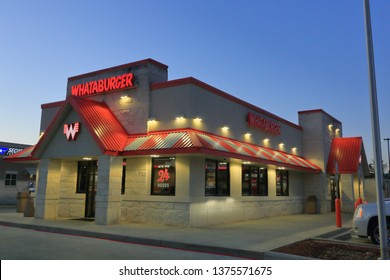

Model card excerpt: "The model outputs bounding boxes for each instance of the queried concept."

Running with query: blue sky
[0,0,389,164]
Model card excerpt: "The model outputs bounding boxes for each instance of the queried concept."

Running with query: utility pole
[363,0,389,259]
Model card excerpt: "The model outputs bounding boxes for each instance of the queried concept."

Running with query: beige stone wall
[189,198,303,227]
[57,161,85,218]
[359,179,390,204]
[121,201,191,227]
[120,156,305,227]
[35,159,61,219]
[34,154,307,227]
[298,110,343,214]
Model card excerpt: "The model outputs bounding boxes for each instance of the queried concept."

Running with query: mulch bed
[273,239,383,260]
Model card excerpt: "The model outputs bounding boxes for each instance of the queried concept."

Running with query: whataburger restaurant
[6,59,370,226]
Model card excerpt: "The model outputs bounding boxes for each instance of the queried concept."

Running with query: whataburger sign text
[71,73,134,96]
[247,112,280,135]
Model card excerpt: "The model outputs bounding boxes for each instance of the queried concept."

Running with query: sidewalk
[0,206,352,259]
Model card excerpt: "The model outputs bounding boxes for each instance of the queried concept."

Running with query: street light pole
[363,0,388,259]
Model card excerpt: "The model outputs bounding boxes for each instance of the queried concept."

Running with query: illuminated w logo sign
[63,122,80,141]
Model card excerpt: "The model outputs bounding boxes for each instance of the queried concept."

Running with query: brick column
[35,159,61,219]
[95,155,122,225]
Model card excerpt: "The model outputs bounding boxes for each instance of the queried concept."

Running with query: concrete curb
[263,251,317,260]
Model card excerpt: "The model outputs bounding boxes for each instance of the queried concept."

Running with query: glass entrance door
[77,160,98,218]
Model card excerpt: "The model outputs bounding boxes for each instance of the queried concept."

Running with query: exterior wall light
[263,138,270,147]
[194,116,202,122]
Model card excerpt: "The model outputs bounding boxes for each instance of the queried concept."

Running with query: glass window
[151,157,175,195]
[205,160,230,196]
[205,160,216,195]
[276,169,289,196]
[5,172,17,186]
[242,166,268,196]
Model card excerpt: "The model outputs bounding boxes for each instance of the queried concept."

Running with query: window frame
[276,169,289,196]
[242,166,268,196]
[5,171,17,186]
[205,159,230,196]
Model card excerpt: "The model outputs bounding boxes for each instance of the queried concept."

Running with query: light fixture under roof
[194,116,202,121]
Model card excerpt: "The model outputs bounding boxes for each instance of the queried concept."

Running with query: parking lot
[1,205,378,259]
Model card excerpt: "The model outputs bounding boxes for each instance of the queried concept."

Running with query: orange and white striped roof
[124,129,321,173]
[5,96,321,173]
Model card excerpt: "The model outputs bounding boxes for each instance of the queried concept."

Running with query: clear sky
[0,0,389,165]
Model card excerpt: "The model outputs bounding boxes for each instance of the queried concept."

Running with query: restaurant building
[6,59,369,226]
[0,142,36,205]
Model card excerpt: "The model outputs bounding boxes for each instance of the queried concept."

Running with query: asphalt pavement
[0,205,353,260]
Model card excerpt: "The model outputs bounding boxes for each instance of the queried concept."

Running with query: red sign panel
[71,73,134,97]
[64,122,80,141]
[247,112,280,135]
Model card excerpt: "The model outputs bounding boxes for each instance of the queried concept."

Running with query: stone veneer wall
[299,111,342,214]
[119,156,305,227]
[120,198,303,227]
[57,161,85,218]
[40,156,306,226]
[121,201,191,227]
[189,198,303,227]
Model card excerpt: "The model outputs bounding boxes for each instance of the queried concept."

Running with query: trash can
[305,195,316,214]
[16,191,29,213]
[24,196,35,217]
